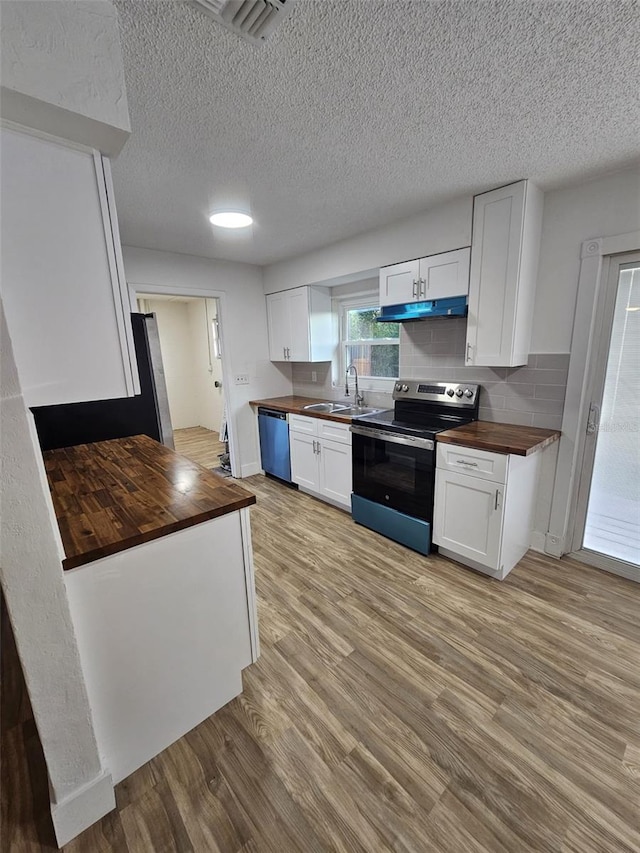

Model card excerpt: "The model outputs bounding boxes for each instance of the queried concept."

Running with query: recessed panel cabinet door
[287,287,311,361]
[1,128,137,406]
[434,469,504,571]
[290,431,319,491]
[379,260,420,306]
[420,248,470,299]
[266,292,290,361]
[318,438,352,509]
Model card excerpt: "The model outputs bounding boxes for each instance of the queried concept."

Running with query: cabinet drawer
[317,419,351,445]
[288,414,318,435]
[436,443,508,484]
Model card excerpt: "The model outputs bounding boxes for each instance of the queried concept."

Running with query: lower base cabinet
[433,443,540,579]
[64,509,258,785]
[289,414,352,510]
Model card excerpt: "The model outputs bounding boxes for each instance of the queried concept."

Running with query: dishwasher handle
[258,408,288,421]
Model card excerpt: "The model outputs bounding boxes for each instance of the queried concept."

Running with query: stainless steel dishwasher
[258,408,292,483]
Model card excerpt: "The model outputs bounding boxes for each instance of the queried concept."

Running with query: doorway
[572,253,640,579]
[136,293,230,475]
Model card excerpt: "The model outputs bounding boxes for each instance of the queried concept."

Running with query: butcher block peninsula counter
[44,435,259,787]
[44,434,256,569]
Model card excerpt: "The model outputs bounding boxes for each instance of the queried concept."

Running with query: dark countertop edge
[437,429,561,456]
[62,494,256,571]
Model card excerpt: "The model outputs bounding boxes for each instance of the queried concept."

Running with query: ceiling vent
[191,0,295,44]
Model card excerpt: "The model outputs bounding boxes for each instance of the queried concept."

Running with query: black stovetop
[352,408,473,440]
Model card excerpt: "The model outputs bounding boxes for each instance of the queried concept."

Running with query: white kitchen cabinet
[466,180,543,367]
[266,285,334,362]
[289,429,319,491]
[0,127,139,407]
[433,443,541,579]
[289,415,352,510]
[65,507,257,785]
[379,248,470,307]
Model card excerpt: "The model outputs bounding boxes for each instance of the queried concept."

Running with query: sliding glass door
[574,255,640,578]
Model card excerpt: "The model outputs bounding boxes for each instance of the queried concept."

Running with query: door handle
[466,343,473,363]
[283,346,287,360]
[586,402,600,435]
[214,380,222,388]
[494,489,502,510]
[312,440,317,453]
[286,347,291,360]
[419,277,426,299]
[412,279,418,299]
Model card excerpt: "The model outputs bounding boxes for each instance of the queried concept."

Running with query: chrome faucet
[345,363,364,406]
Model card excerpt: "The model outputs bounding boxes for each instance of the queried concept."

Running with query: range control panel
[392,380,480,406]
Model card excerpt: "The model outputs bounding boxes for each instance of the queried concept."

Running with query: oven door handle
[350,424,434,451]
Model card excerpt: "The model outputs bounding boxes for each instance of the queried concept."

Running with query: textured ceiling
[112,0,640,266]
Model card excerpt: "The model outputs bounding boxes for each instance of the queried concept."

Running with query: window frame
[336,292,399,393]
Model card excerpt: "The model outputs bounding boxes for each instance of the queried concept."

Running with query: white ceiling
[111,0,639,267]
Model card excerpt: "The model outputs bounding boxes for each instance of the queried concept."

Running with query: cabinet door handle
[466,343,473,363]
[494,489,501,510]
[419,277,426,299]
[312,440,317,454]
[457,460,478,466]
[412,279,418,299]
[316,441,321,455]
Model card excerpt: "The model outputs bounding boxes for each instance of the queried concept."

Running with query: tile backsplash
[292,317,569,430]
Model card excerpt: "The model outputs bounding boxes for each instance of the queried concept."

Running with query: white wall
[144,300,201,429]
[0,0,130,156]
[188,299,224,433]
[533,167,640,353]
[123,247,292,477]
[0,302,114,845]
[263,195,471,294]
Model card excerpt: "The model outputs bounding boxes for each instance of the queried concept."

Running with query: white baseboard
[240,461,262,478]
[50,770,115,847]
[530,530,547,554]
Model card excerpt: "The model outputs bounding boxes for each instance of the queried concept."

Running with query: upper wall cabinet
[465,180,543,367]
[1,128,139,407]
[266,286,334,362]
[379,248,470,307]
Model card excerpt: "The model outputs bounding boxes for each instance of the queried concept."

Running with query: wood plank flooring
[3,474,640,851]
[173,427,227,470]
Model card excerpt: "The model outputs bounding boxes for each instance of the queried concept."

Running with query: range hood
[377,296,468,323]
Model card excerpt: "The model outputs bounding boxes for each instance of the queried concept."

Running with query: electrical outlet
[311,371,317,383]
[234,373,249,385]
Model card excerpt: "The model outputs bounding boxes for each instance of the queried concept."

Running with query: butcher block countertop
[437,421,561,456]
[249,395,357,423]
[44,434,256,570]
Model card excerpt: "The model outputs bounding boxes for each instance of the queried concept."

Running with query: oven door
[351,425,435,521]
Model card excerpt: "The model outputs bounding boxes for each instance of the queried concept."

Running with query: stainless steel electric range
[350,379,480,555]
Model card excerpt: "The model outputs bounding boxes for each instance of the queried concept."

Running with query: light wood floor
[3,475,640,851]
[173,426,227,470]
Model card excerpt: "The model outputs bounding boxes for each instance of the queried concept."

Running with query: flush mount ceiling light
[208,211,253,228]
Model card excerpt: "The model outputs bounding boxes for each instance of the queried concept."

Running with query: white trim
[570,549,640,584]
[95,155,139,396]
[547,231,640,556]
[128,282,240,479]
[335,291,399,392]
[0,86,130,157]
[50,770,115,847]
[241,461,262,478]
[239,507,260,661]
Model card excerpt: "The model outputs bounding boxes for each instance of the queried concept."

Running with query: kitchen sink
[338,406,385,417]
[302,402,350,413]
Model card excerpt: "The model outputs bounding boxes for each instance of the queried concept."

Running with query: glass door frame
[569,251,640,581]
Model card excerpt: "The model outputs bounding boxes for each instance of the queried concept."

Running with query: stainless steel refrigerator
[32,313,174,451]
